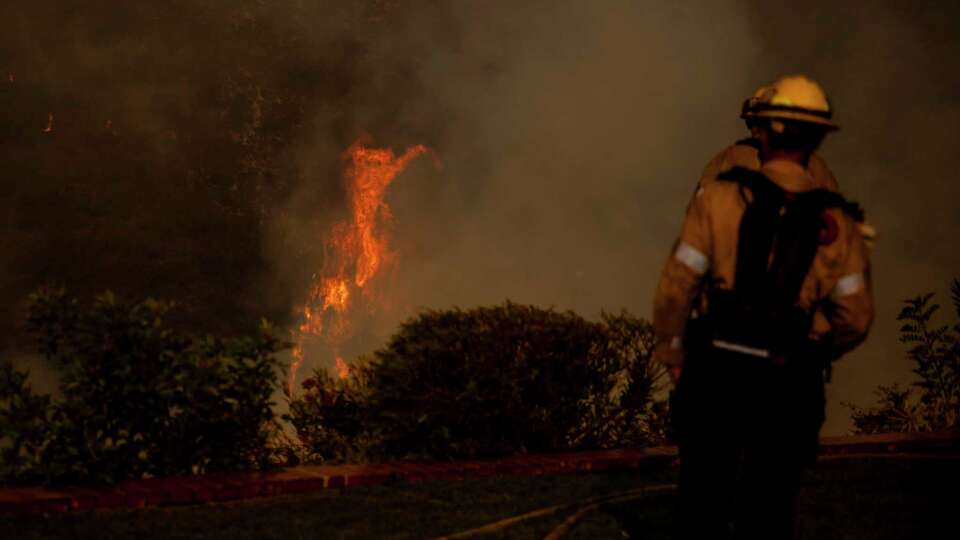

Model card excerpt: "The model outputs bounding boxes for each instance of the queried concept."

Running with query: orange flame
[288,138,428,394]
[42,112,53,134]
[335,356,350,380]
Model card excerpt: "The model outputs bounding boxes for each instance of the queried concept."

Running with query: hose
[433,452,960,540]
[541,484,676,540]
[430,484,677,540]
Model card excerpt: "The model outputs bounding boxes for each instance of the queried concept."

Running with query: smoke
[388,2,760,311]
[3,1,958,435]
[280,1,960,434]
[271,0,764,394]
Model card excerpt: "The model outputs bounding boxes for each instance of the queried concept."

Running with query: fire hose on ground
[429,450,960,540]
[430,483,678,540]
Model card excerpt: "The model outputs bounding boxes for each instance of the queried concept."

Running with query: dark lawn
[1,456,956,539]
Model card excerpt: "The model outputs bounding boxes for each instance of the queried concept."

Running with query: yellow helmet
[741,75,839,131]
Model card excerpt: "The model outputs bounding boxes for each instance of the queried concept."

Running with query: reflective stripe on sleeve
[831,273,865,299]
[674,242,709,275]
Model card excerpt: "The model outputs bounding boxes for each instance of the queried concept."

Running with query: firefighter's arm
[685,151,725,214]
[653,190,712,374]
[823,216,875,357]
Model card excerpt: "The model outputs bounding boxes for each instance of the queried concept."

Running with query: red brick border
[1,431,956,516]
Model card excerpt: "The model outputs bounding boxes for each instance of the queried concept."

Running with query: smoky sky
[4,1,960,435]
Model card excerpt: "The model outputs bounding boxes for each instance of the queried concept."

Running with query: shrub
[288,302,667,463]
[1,287,287,486]
[0,359,53,482]
[846,278,960,434]
[285,366,378,464]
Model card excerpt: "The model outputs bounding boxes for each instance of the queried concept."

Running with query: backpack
[698,166,863,366]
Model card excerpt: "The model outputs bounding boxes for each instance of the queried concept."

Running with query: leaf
[920,303,941,323]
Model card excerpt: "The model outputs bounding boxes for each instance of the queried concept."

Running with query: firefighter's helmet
[741,75,838,131]
[741,85,772,119]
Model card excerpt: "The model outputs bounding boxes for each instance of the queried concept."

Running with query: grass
[1,456,956,539]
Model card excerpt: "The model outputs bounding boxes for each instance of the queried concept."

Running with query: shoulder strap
[798,189,865,222]
[717,167,785,299]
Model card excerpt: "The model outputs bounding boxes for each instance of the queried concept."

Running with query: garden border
[1,431,957,516]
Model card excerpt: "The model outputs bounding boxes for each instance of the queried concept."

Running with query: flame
[7,73,13,83]
[335,356,350,380]
[42,112,53,134]
[288,138,428,394]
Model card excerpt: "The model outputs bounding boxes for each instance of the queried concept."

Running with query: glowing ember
[42,112,53,134]
[288,138,428,394]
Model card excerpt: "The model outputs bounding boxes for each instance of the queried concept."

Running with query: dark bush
[288,302,667,463]
[846,277,960,433]
[0,287,287,486]
[286,366,378,464]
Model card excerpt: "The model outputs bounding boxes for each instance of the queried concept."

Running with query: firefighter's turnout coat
[652,159,873,370]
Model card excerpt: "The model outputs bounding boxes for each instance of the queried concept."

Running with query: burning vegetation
[289,139,428,394]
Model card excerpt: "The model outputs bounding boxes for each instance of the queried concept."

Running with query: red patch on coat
[819,212,839,245]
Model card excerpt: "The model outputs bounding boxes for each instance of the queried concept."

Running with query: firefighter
[653,75,874,539]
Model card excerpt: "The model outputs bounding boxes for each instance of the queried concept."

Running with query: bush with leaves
[0,287,287,486]
[0,358,53,482]
[846,278,960,434]
[284,365,378,464]
[288,303,668,463]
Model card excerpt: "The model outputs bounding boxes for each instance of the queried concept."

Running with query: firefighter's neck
[760,148,810,168]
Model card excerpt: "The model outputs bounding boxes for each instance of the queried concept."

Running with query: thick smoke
[281,1,960,435]
[274,0,762,397]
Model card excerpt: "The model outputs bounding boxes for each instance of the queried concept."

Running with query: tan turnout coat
[652,159,873,368]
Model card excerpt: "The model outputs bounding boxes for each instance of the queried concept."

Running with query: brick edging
[818,429,960,455]
[1,431,956,516]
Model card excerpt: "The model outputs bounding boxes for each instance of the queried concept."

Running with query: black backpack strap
[717,167,786,298]
[769,192,827,304]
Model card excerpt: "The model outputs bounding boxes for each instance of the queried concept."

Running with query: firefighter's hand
[653,342,684,382]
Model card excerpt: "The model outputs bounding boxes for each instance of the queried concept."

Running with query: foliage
[284,365,378,464]
[845,384,925,434]
[0,359,53,482]
[288,303,668,463]
[0,287,287,486]
[847,278,960,434]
